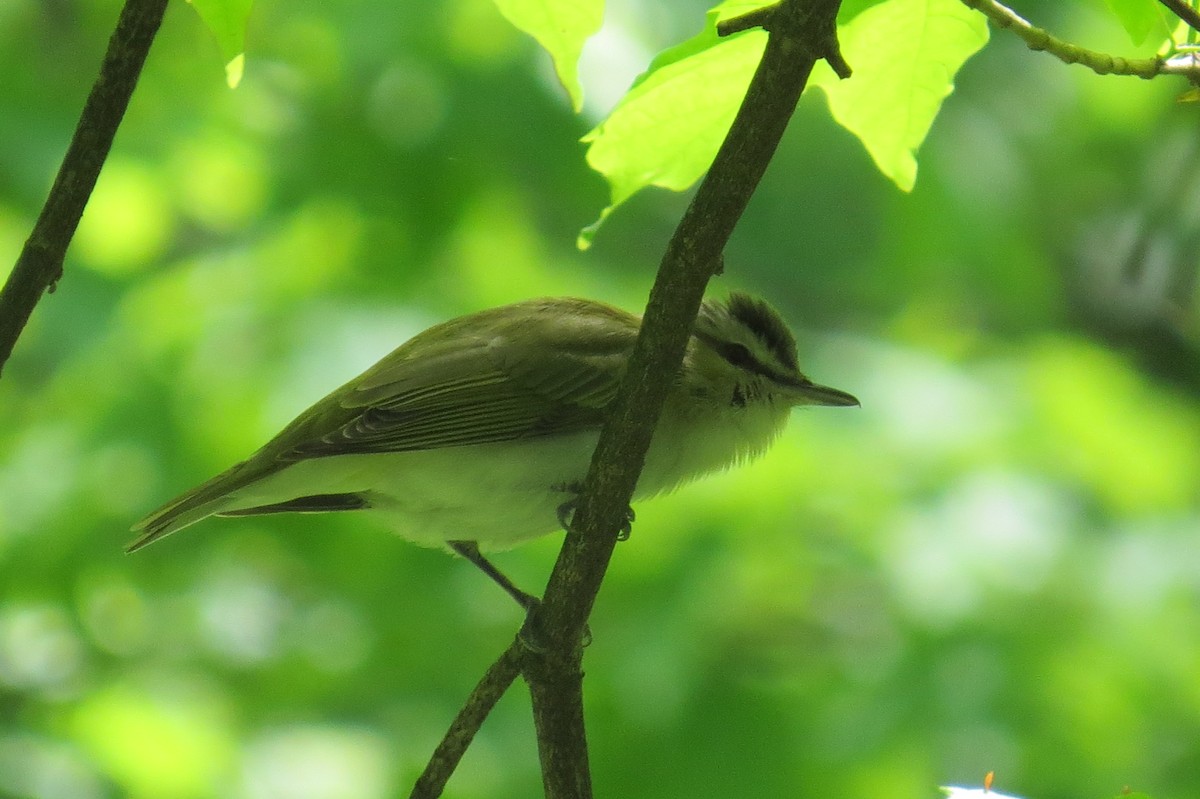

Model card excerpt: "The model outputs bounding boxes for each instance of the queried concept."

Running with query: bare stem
[409,642,524,799]
[959,0,1200,81]
[0,0,168,377]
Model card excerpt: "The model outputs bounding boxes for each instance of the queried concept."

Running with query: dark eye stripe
[718,344,779,381]
[695,331,790,384]
[722,343,754,368]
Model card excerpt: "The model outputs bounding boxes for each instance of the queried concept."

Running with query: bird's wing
[127,299,638,548]
[278,298,637,458]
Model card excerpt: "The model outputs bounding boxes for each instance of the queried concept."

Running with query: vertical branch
[524,644,591,799]
[409,1,848,796]
[0,0,168,376]
[519,0,848,797]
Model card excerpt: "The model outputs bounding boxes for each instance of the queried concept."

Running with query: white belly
[224,404,789,550]
[226,433,598,549]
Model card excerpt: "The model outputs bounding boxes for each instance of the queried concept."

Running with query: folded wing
[129,298,638,548]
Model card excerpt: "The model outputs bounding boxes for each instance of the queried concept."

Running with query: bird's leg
[447,540,563,653]
[448,541,559,652]
[448,540,540,612]
[555,484,635,540]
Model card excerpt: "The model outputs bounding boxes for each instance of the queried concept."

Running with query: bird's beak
[789,380,860,407]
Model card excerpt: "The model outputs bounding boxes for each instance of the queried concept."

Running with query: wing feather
[128,297,641,548]
[285,298,637,458]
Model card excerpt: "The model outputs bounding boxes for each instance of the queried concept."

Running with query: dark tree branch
[1159,0,1200,37]
[519,0,848,796]
[409,642,523,799]
[408,0,848,795]
[718,6,775,36]
[523,640,591,799]
[0,0,167,377]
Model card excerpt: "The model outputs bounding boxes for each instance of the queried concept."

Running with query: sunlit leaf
[187,0,254,88]
[490,0,604,111]
[578,17,765,248]
[811,0,989,192]
[578,0,985,244]
[1100,0,1169,45]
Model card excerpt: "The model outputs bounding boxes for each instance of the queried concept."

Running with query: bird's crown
[695,293,801,378]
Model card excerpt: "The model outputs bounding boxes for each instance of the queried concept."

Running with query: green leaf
[578,19,766,248]
[491,0,604,111]
[187,0,255,88]
[578,0,985,245]
[810,0,989,192]
[712,0,778,25]
[1099,0,1168,46]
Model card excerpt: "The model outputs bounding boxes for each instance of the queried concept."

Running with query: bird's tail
[127,463,250,552]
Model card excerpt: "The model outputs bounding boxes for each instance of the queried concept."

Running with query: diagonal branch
[409,0,848,794]
[1159,0,1200,37]
[518,0,848,796]
[0,0,168,378]
[409,642,524,799]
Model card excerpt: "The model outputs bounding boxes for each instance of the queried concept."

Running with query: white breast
[223,402,791,550]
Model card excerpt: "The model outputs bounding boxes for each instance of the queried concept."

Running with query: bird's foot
[449,540,540,611]
[448,540,594,652]
[555,494,635,540]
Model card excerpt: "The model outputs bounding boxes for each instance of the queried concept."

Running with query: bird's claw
[617,507,634,540]
[555,497,635,541]
[556,498,576,531]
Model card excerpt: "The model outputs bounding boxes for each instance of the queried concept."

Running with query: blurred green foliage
[2,0,1199,798]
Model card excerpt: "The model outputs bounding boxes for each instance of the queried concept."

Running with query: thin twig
[0,0,168,377]
[717,6,774,36]
[519,0,848,796]
[962,0,1200,84]
[409,642,524,799]
[960,0,1166,77]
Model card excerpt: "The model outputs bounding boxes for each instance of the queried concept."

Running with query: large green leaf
[579,0,986,245]
[188,0,255,87]
[1099,0,1169,46]
[810,0,988,192]
[491,0,604,111]
[578,16,766,248]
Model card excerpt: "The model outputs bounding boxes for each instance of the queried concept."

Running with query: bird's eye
[723,343,754,368]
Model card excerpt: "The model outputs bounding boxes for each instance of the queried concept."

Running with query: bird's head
[690,293,859,409]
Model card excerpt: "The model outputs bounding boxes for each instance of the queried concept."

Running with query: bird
[129,293,858,607]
